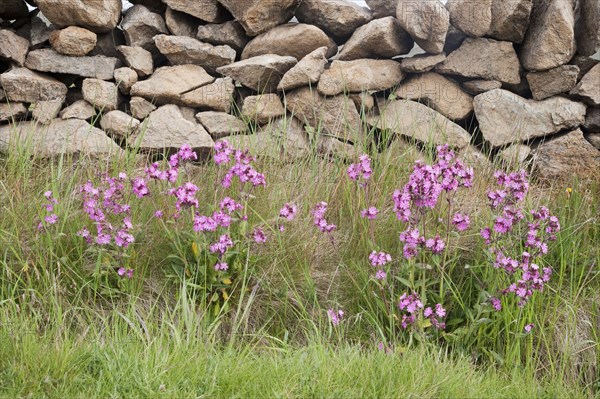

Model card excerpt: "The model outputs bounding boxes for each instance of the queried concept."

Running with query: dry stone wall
[0,0,599,179]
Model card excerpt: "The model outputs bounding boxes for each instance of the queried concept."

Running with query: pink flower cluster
[398,292,446,330]
[312,202,336,233]
[38,190,59,230]
[214,140,266,188]
[398,228,445,259]
[347,154,372,184]
[327,308,345,326]
[369,251,392,280]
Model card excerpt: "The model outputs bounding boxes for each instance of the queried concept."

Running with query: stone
[89,30,126,58]
[164,7,200,38]
[396,0,449,54]
[569,64,600,106]
[114,67,138,95]
[365,0,398,18]
[217,0,301,36]
[570,56,598,81]
[35,0,121,33]
[129,96,156,120]
[473,89,587,147]
[59,100,96,120]
[0,29,29,66]
[154,35,236,74]
[100,110,141,139]
[216,55,297,93]
[131,65,214,105]
[367,99,471,148]
[277,47,328,91]
[196,21,250,53]
[0,102,27,122]
[0,67,67,103]
[526,65,579,101]
[241,23,337,61]
[583,107,600,132]
[488,0,533,43]
[586,133,600,150]
[443,24,466,54]
[49,26,97,57]
[0,118,122,157]
[337,16,413,61]
[459,146,494,170]
[498,144,531,165]
[32,99,64,124]
[318,59,404,96]
[0,0,29,20]
[259,117,312,161]
[242,94,286,125]
[574,0,600,57]
[285,86,363,143]
[521,0,576,71]
[121,5,168,52]
[217,133,282,160]
[446,0,492,37]
[179,77,235,112]
[295,0,373,42]
[533,129,600,179]
[24,49,119,80]
[435,38,520,84]
[317,135,360,160]
[163,0,226,23]
[28,15,56,48]
[399,53,446,73]
[462,80,502,95]
[196,111,247,139]
[117,46,153,77]
[395,72,473,120]
[349,92,375,112]
[82,78,121,112]
[132,104,214,156]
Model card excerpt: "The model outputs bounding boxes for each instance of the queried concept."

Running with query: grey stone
[585,133,600,150]
[196,111,247,139]
[462,80,502,95]
[488,0,533,43]
[179,77,235,112]
[0,102,27,123]
[0,29,29,66]
[575,0,600,57]
[100,110,141,139]
[121,5,168,53]
[114,67,138,95]
[117,45,153,77]
[217,0,302,36]
[36,0,121,33]
[526,65,579,101]
[569,64,600,106]
[32,99,64,124]
[396,0,449,54]
[129,96,156,120]
[365,0,399,18]
[49,26,97,57]
[82,78,122,111]
[164,7,200,38]
[399,53,446,73]
[24,49,119,80]
[59,100,96,120]
[277,47,328,91]
[583,107,600,132]
[318,59,404,96]
[0,67,67,103]
[196,21,250,53]
[242,94,286,125]
[154,34,236,74]
[295,0,373,42]
[498,143,531,165]
[163,0,226,23]
[447,0,492,37]
[216,55,297,93]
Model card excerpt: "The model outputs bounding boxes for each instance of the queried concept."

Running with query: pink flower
[253,228,267,243]
[214,262,228,271]
[209,234,234,255]
[369,251,392,267]
[118,267,134,278]
[490,297,502,311]
[452,213,470,231]
[375,270,387,280]
[279,203,298,221]
[154,210,163,219]
[524,323,534,333]
[327,309,345,326]
[360,206,379,220]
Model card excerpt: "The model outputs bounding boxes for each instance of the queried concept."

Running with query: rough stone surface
[569,64,600,106]
[196,21,250,52]
[216,55,297,93]
[295,0,373,42]
[49,27,97,57]
[435,38,520,84]
[0,102,27,122]
[337,16,413,61]
[0,67,67,103]
[129,96,156,120]
[399,53,446,73]
[218,0,302,36]
[444,24,466,54]
[474,89,587,147]
[318,59,404,96]
[583,107,600,132]
[132,104,214,156]
[131,65,214,105]
[89,30,126,57]
[365,0,399,18]
[277,47,328,91]
[395,72,473,120]
[100,110,141,139]
[24,49,119,80]
[59,100,96,120]
[36,0,121,33]
[367,99,471,148]
[574,0,600,57]
[163,0,226,23]
[121,5,169,52]
[114,67,138,95]
[533,129,600,179]
[32,99,64,124]
[459,146,494,170]
[498,143,531,165]
[117,45,153,77]
[317,135,360,160]
[396,0,449,54]
[488,0,533,43]
[526,65,579,101]
[241,23,337,61]
[349,92,375,112]
[586,133,600,150]
[0,119,122,157]
[259,117,312,162]
[0,0,29,20]
[521,0,576,71]
[570,55,598,81]
[164,7,200,38]
[446,0,492,37]
[82,78,121,111]
[462,80,502,95]
[196,111,247,139]
[154,34,236,73]
[0,29,29,66]
[179,77,235,112]
[285,86,363,143]
[242,94,286,125]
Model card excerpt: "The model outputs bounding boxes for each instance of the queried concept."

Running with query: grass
[0,131,598,398]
